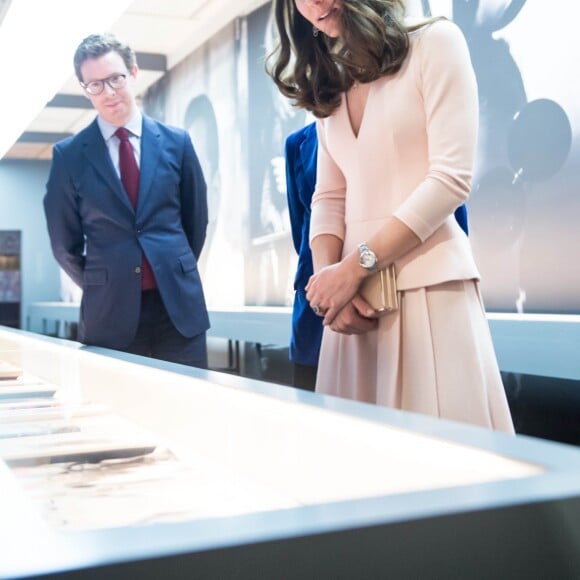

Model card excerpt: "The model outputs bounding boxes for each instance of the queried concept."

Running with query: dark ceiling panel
[18,132,74,144]
[46,95,91,109]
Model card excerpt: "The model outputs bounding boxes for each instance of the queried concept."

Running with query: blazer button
[135,267,141,274]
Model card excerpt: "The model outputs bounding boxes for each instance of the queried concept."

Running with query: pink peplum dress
[310,20,514,432]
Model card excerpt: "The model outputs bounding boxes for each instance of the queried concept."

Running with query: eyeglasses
[80,73,128,96]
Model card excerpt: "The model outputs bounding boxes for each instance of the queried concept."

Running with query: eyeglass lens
[83,74,127,95]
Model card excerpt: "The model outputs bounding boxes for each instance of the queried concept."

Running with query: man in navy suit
[44,34,210,368]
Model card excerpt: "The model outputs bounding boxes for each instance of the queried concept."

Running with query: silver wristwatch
[358,243,378,273]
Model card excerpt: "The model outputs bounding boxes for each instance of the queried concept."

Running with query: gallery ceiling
[4,0,267,161]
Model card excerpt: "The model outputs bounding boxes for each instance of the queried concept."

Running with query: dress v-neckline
[345,82,371,140]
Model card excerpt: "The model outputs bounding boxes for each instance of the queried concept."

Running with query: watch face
[360,250,376,269]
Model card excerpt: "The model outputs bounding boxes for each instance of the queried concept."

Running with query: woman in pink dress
[267,0,514,432]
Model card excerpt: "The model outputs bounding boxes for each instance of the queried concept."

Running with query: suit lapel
[138,115,162,211]
[82,119,133,212]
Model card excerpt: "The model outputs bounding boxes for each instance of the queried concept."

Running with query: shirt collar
[98,111,143,141]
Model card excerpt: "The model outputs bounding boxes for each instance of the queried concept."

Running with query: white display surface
[0,329,538,515]
[2,327,580,579]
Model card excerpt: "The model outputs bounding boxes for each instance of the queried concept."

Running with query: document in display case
[1,326,580,579]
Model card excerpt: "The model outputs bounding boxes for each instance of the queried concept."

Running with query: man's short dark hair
[73,33,137,82]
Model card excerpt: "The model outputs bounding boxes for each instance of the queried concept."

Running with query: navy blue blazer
[285,122,323,367]
[44,115,210,349]
[284,122,470,367]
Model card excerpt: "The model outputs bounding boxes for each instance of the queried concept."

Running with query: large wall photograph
[144,0,580,314]
[424,0,579,313]
[144,20,247,308]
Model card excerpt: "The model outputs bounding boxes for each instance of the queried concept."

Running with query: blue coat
[44,115,210,349]
[285,123,323,367]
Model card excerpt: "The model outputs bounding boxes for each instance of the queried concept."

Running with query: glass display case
[1,326,580,579]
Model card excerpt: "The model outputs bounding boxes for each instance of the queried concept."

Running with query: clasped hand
[305,261,377,335]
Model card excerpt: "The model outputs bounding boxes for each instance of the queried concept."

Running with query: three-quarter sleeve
[309,120,347,245]
[393,20,478,242]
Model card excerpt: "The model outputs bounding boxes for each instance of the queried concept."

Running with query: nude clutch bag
[359,263,398,317]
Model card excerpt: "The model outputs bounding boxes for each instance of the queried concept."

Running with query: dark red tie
[115,127,156,290]
[115,127,139,208]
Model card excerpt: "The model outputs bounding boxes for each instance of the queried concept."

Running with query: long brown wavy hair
[266,0,434,118]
